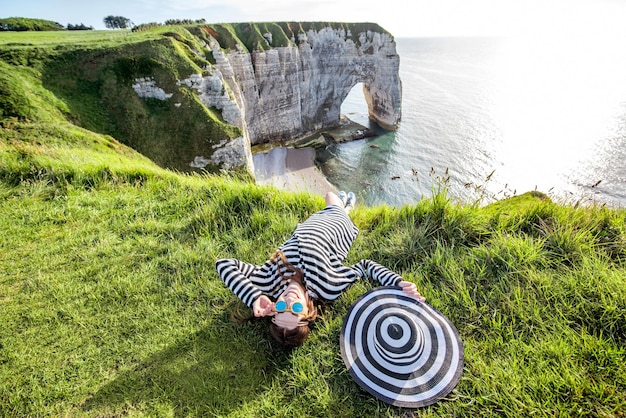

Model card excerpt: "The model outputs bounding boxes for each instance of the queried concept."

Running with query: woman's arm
[397,281,426,302]
[354,259,425,302]
[215,258,264,308]
[354,259,402,286]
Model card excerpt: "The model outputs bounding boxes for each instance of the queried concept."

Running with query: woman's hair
[268,298,318,347]
[267,251,319,347]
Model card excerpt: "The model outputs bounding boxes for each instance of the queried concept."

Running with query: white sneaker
[338,191,348,207]
[345,192,356,211]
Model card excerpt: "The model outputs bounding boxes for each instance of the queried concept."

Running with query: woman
[215,191,425,347]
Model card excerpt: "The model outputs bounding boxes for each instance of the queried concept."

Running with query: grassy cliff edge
[1,24,625,417]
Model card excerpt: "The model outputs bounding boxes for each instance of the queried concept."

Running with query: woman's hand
[252,295,275,317]
[398,281,426,302]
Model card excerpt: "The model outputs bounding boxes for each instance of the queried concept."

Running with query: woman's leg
[325,191,344,208]
[325,191,355,213]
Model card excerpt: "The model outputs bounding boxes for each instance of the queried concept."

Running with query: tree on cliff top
[103,15,133,29]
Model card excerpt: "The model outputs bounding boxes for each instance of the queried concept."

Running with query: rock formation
[131,22,402,172]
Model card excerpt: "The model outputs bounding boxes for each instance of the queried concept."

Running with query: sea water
[322,36,626,207]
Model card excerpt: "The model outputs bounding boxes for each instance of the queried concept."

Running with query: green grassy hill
[1,25,625,417]
[0,17,64,32]
[0,25,247,173]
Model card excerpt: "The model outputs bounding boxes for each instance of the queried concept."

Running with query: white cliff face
[132,77,173,100]
[207,136,254,172]
[130,24,401,172]
[212,26,402,145]
[176,73,242,127]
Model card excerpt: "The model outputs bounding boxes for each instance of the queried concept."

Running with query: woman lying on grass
[215,191,426,347]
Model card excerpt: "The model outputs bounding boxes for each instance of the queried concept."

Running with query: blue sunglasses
[273,300,305,314]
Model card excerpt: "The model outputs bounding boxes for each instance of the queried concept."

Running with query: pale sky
[2,0,626,38]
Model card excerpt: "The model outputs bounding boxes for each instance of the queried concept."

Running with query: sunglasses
[273,300,305,314]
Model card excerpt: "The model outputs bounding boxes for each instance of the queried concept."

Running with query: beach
[252,116,380,197]
[252,147,337,196]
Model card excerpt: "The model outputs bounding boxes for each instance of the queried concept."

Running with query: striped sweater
[215,205,403,307]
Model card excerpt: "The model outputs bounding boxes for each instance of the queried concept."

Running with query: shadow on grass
[81,322,286,417]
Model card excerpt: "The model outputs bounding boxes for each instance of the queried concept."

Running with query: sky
[3,0,626,39]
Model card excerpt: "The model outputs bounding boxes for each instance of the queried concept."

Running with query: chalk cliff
[205,23,401,144]
[140,22,402,173]
[5,22,402,175]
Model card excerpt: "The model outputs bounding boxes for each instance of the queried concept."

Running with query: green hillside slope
[1,23,625,418]
[1,26,242,173]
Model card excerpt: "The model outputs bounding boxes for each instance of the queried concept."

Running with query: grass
[1,25,244,173]
[0,29,159,46]
[1,23,625,418]
[1,116,625,416]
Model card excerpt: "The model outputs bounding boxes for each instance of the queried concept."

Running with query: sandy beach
[253,147,337,196]
[251,117,376,196]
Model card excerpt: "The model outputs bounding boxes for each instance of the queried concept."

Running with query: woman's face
[272,280,309,330]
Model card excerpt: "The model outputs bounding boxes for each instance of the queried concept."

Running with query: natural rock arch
[200,23,402,171]
[138,23,402,173]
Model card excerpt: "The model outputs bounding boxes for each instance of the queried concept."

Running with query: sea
[308,36,626,208]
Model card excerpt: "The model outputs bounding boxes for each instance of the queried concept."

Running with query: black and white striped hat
[340,287,464,408]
